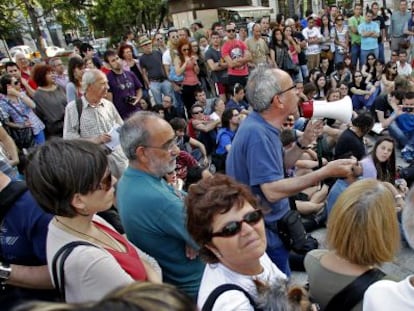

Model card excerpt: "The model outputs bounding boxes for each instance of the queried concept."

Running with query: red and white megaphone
[300,95,353,123]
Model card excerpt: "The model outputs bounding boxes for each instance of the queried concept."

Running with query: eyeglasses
[277,84,297,96]
[97,172,113,192]
[143,136,179,153]
[210,209,263,238]
[192,110,204,114]
[227,29,236,33]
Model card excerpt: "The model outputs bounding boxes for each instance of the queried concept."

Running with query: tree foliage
[88,0,167,40]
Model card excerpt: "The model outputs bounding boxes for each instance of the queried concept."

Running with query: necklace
[55,217,124,252]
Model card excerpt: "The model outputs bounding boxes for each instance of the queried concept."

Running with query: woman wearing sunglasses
[25,139,161,303]
[186,174,286,310]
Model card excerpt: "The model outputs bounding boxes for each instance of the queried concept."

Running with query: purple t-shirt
[107,70,142,119]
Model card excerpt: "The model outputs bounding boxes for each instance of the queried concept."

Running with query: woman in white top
[186,174,287,311]
[25,139,161,303]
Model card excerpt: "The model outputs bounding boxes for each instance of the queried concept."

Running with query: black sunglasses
[227,29,236,33]
[210,210,263,238]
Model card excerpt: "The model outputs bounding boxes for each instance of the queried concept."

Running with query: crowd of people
[1,1,414,311]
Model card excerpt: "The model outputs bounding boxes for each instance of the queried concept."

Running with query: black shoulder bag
[202,283,263,311]
[51,241,98,301]
[324,268,385,311]
[4,100,34,150]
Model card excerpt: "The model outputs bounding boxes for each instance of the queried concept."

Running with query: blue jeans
[149,80,174,106]
[300,64,309,81]
[334,48,345,65]
[351,44,361,69]
[378,42,385,63]
[34,130,45,145]
[265,227,291,276]
[388,121,411,148]
[360,48,379,67]
[352,91,378,110]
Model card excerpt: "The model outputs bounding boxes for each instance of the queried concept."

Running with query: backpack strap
[0,180,28,222]
[51,241,97,301]
[75,97,83,135]
[324,268,385,311]
[202,283,262,311]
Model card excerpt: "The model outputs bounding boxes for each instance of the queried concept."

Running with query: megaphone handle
[316,136,324,169]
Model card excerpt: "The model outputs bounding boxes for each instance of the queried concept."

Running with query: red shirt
[221,39,249,76]
[21,68,38,90]
[94,221,147,281]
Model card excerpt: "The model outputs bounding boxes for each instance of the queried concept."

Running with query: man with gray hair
[226,66,355,275]
[63,69,127,178]
[116,111,204,299]
[363,186,414,310]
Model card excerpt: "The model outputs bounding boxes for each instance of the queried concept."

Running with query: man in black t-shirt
[205,31,228,101]
[371,91,404,137]
[139,37,175,107]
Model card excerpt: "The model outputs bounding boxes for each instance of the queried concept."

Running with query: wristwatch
[0,262,11,283]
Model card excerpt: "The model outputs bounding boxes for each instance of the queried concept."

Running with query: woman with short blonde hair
[305,179,400,311]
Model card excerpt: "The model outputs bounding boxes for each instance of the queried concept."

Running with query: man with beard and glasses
[117,111,204,299]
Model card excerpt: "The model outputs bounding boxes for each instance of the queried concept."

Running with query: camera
[403,106,414,113]
[124,96,136,105]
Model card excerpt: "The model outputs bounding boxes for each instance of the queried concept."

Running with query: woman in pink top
[174,38,200,113]
[284,26,300,66]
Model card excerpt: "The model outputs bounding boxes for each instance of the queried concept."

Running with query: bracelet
[295,139,310,150]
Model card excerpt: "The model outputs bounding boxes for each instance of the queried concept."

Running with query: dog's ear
[288,286,313,311]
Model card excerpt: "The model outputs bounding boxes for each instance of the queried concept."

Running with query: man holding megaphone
[226,66,357,276]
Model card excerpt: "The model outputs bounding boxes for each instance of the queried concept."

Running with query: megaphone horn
[300,95,353,123]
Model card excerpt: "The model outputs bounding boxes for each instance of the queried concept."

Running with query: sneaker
[401,146,414,162]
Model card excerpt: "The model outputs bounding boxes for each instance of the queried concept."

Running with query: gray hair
[119,111,161,160]
[246,66,281,112]
[285,18,295,26]
[403,186,414,249]
[81,69,101,93]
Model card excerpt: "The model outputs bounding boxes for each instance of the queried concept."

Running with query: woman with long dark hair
[381,62,398,95]
[66,56,85,103]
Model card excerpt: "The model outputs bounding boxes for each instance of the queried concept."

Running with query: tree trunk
[23,0,47,59]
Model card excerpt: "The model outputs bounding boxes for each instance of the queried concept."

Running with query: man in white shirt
[302,16,323,70]
[397,49,413,76]
[363,186,414,311]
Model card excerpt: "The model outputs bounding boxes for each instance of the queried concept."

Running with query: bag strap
[202,283,262,311]
[0,180,28,222]
[324,268,385,311]
[4,98,28,119]
[51,241,97,301]
[75,98,83,135]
